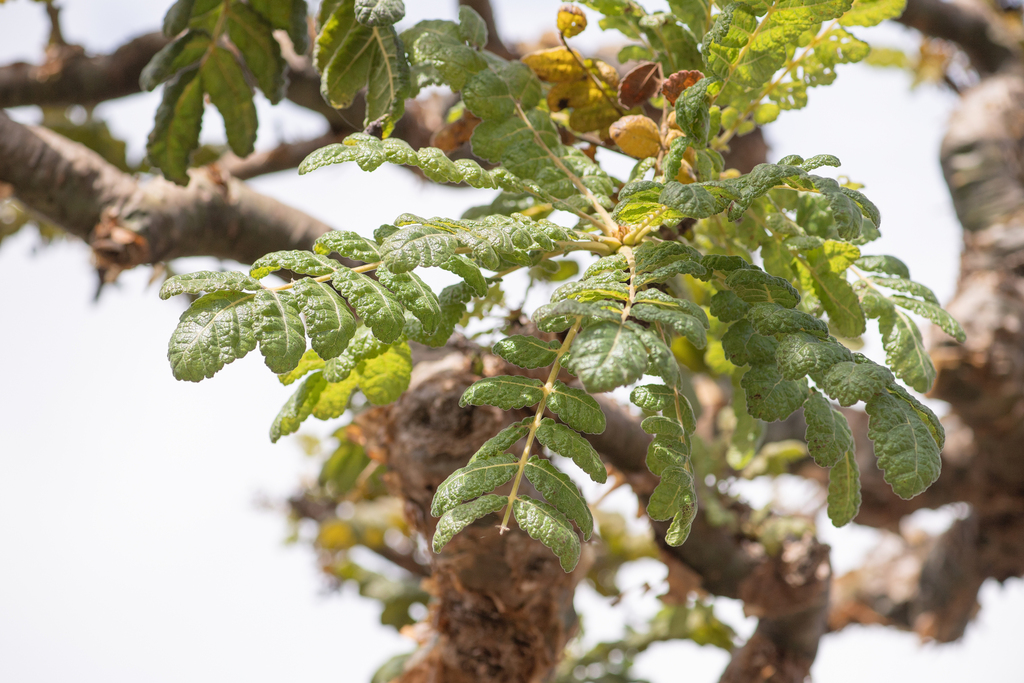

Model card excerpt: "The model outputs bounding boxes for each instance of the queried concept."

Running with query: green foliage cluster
[156,0,961,571]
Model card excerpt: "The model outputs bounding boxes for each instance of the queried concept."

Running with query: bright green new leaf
[292,278,356,360]
[431,453,518,517]
[524,457,593,540]
[432,494,506,552]
[356,341,412,405]
[278,349,325,385]
[866,390,941,499]
[741,363,809,422]
[535,418,607,483]
[168,290,256,381]
[565,321,648,393]
[253,290,306,374]
[647,466,696,522]
[459,376,545,410]
[159,271,260,299]
[840,0,906,27]
[547,380,606,434]
[493,335,560,369]
[311,373,360,420]
[330,267,406,343]
[513,496,581,572]
[804,391,854,467]
[271,371,327,442]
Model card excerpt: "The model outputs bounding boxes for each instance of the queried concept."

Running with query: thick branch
[0,110,333,273]
[897,0,1017,75]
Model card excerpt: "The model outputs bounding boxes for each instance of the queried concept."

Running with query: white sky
[0,1,1021,682]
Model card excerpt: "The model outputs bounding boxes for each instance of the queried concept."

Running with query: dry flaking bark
[354,355,588,683]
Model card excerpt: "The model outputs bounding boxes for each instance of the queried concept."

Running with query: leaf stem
[558,33,626,117]
[514,103,620,238]
[620,245,637,323]
[498,316,583,533]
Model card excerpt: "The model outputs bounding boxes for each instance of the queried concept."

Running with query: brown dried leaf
[430,110,481,153]
[660,70,705,105]
[617,61,661,109]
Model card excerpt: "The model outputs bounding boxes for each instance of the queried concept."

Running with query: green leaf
[865,390,941,499]
[313,230,382,262]
[432,494,506,552]
[319,436,370,491]
[548,380,606,434]
[871,277,939,304]
[380,225,460,272]
[159,270,260,299]
[634,241,702,273]
[631,304,707,350]
[822,358,892,406]
[377,265,441,334]
[840,0,906,27]
[147,66,204,184]
[357,341,412,405]
[854,254,910,279]
[565,321,648,393]
[630,384,696,434]
[405,281,471,347]
[866,293,935,393]
[709,291,751,323]
[459,376,545,410]
[323,327,389,382]
[311,373,360,420]
[890,296,966,343]
[725,268,800,308]
[647,466,696,522]
[354,0,405,26]
[524,457,593,540]
[163,0,196,36]
[201,46,257,158]
[633,324,685,389]
[463,60,541,120]
[722,319,779,367]
[227,3,286,103]
[250,251,340,279]
[804,391,854,467]
[271,371,327,442]
[441,255,488,297]
[665,506,695,546]
[674,75,713,148]
[658,181,730,219]
[140,30,210,91]
[292,278,356,360]
[250,0,309,54]
[646,436,689,477]
[168,290,256,381]
[747,303,830,338]
[278,349,325,385]
[634,259,708,287]
[641,415,687,438]
[457,5,488,48]
[253,290,306,374]
[431,453,518,517]
[493,335,560,369]
[828,448,861,526]
[774,332,853,380]
[741,363,809,422]
[403,19,488,91]
[365,25,410,136]
[797,247,866,338]
[468,419,532,463]
[535,418,607,483]
[330,267,406,344]
[887,381,945,450]
[513,496,582,572]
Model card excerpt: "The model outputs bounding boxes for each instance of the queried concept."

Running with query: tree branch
[0,110,335,276]
[897,0,1018,75]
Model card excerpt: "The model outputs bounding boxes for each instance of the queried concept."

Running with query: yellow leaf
[557,4,587,37]
[609,114,661,159]
[522,47,585,82]
[547,79,603,112]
